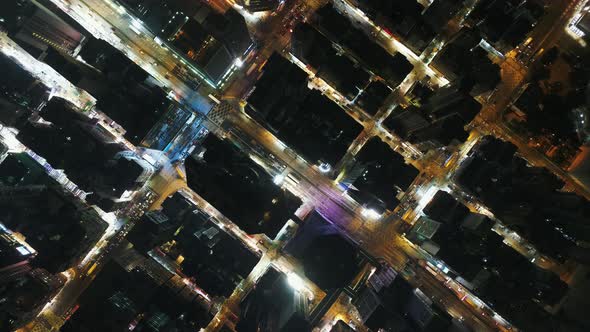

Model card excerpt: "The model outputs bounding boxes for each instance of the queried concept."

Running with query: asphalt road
[24,0,587,331]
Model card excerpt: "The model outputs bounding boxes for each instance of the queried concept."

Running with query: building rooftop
[422,191,469,225]
[384,84,480,149]
[0,268,65,330]
[286,211,364,290]
[13,98,151,210]
[314,4,414,88]
[237,268,311,332]
[0,153,29,186]
[168,6,252,84]
[0,224,35,281]
[62,260,212,332]
[456,137,588,262]
[355,80,392,116]
[0,151,107,273]
[432,29,501,94]
[356,0,435,52]
[246,53,363,166]
[330,320,355,332]
[185,134,302,239]
[159,207,259,297]
[359,271,457,332]
[469,0,543,48]
[344,138,419,210]
[291,23,371,100]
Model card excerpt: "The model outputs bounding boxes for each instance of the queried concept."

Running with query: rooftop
[246,53,363,166]
[62,260,212,331]
[160,207,259,297]
[346,138,419,210]
[286,211,364,290]
[185,134,302,239]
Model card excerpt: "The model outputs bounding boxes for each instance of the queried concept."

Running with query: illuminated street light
[436,262,450,274]
[361,207,382,220]
[286,272,306,292]
[318,162,331,173]
[131,19,142,29]
[273,174,285,185]
[115,5,126,15]
[234,58,244,68]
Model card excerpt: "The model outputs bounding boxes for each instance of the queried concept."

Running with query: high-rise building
[127,210,184,253]
[0,268,65,330]
[14,2,85,56]
[167,5,253,85]
[330,320,355,332]
[0,225,35,283]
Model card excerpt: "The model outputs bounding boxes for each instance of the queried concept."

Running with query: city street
[13,0,587,330]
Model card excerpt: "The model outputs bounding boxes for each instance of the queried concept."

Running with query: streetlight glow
[273,174,285,185]
[319,162,331,173]
[286,273,306,292]
[361,207,382,220]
